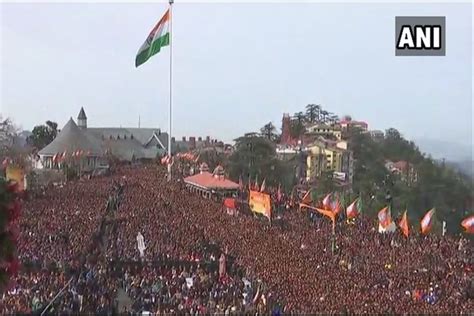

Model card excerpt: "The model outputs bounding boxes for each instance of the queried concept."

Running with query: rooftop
[184,171,239,190]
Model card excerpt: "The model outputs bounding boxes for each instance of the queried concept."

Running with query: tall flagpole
[168,0,174,181]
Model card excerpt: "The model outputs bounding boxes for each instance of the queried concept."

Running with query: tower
[77,107,87,129]
[280,113,292,145]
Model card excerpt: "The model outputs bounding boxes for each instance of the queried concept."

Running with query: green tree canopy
[27,120,58,150]
[260,122,279,142]
[305,104,321,123]
[347,126,472,233]
[226,135,294,189]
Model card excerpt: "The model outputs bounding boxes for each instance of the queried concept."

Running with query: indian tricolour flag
[135,9,170,67]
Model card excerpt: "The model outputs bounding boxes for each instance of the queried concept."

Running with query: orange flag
[301,189,312,204]
[322,193,332,210]
[315,207,336,222]
[461,215,474,234]
[399,210,409,238]
[346,198,360,219]
[331,199,342,216]
[421,208,435,235]
[378,206,392,228]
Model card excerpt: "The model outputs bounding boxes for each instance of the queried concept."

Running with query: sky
[0,2,472,156]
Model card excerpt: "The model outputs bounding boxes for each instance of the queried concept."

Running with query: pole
[331,218,336,255]
[167,0,174,181]
[41,276,74,315]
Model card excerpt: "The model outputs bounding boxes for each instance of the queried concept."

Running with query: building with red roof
[339,120,368,132]
[184,165,239,199]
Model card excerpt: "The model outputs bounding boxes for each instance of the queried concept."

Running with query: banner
[249,190,271,219]
[6,165,25,191]
[223,198,237,216]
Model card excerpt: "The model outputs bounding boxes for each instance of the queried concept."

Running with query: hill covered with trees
[349,126,472,234]
[225,104,472,235]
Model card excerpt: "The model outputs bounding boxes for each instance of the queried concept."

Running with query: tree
[260,122,278,142]
[0,116,17,160]
[226,134,294,189]
[289,112,306,139]
[348,125,473,233]
[318,171,337,194]
[320,110,329,124]
[305,104,321,123]
[329,114,339,125]
[27,120,58,150]
[0,116,30,169]
[198,148,226,171]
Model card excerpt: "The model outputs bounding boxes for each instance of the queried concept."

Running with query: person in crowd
[2,164,473,314]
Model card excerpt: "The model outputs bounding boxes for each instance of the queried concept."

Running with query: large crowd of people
[1,164,473,314]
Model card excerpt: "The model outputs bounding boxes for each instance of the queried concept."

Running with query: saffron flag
[136,9,170,67]
[421,208,435,235]
[461,215,474,233]
[346,198,361,219]
[378,206,392,228]
[314,207,336,222]
[249,190,271,220]
[399,210,409,238]
[299,189,312,209]
[331,198,342,216]
[299,202,336,223]
[322,193,332,210]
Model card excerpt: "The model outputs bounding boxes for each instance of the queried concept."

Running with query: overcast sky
[1,2,472,150]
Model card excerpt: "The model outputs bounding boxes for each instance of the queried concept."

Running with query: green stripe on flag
[135,33,170,67]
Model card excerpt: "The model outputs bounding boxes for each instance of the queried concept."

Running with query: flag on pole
[331,198,341,216]
[260,178,266,192]
[322,193,332,210]
[421,208,435,235]
[136,9,170,67]
[315,207,336,223]
[378,206,392,228]
[346,198,361,219]
[300,189,312,205]
[461,215,474,233]
[399,210,409,238]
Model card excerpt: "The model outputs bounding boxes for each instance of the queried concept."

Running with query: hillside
[446,160,474,179]
[349,127,472,234]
